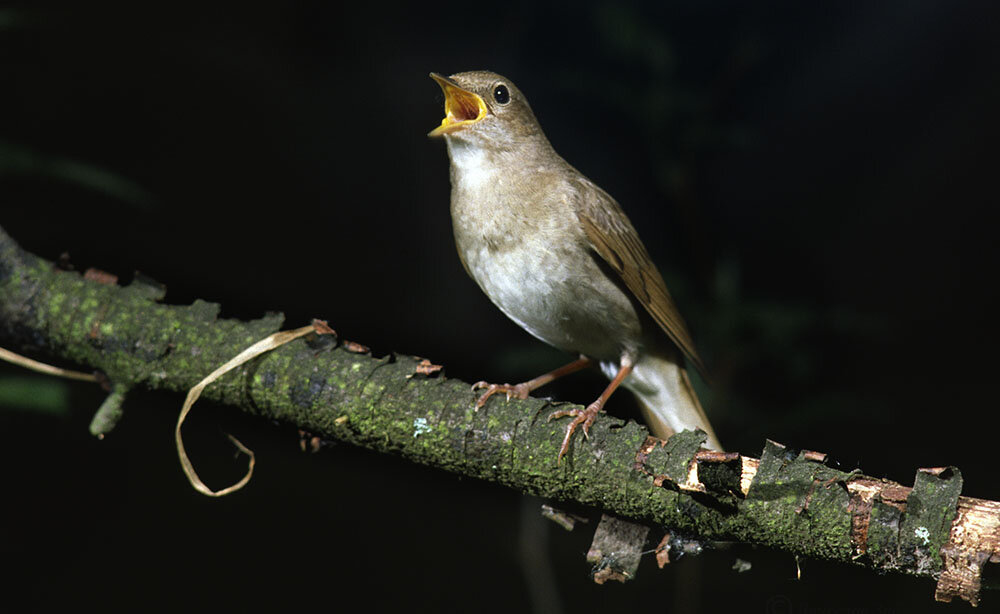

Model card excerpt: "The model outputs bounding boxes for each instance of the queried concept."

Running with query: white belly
[467,243,572,346]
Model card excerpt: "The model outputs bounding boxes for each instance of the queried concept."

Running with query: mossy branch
[1,225,996,607]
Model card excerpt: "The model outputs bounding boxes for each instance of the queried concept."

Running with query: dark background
[2,1,998,612]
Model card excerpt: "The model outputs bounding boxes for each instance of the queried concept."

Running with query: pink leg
[473,356,593,409]
[548,357,634,463]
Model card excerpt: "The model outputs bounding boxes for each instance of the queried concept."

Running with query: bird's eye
[492,84,510,105]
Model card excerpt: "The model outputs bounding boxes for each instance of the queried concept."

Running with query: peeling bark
[1,225,997,607]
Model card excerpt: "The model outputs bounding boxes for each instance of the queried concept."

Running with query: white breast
[447,139,494,190]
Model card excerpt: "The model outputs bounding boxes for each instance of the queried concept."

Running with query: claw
[548,402,602,463]
[472,381,531,409]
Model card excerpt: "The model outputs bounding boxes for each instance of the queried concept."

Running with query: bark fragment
[587,514,649,584]
[935,497,1000,606]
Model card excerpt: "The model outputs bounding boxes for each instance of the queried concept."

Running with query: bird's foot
[471,381,532,409]
[548,401,602,463]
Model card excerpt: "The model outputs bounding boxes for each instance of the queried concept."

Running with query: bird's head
[428,71,544,148]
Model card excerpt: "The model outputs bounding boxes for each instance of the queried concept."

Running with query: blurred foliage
[0,373,71,416]
[0,9,27,30]
[581,4,755,208]
[0,140,154,208]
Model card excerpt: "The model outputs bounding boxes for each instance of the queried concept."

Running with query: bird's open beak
[428,72,487,137]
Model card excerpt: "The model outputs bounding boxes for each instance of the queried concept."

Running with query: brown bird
[429,71,721,460]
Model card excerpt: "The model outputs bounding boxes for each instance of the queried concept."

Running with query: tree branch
[1,224,996,607]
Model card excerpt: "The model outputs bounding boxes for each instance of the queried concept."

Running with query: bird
[428,70,722,460]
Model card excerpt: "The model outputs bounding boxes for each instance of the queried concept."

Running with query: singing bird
[429,71,721,459]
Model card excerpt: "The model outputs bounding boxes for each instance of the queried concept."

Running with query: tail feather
[608,354,722,451]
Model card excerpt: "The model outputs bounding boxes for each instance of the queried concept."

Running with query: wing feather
[573,179,709,379]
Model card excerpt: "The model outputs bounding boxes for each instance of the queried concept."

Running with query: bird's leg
[549,356,634,463]
[473,356,593,409]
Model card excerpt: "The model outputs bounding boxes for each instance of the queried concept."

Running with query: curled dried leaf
[176,322,334,497]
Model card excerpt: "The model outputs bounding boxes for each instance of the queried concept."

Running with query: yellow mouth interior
[429,75,487,136]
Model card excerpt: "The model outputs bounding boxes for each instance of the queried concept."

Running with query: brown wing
[573,178,709,379]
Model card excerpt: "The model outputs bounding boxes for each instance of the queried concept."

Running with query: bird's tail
[619,354,722,451]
